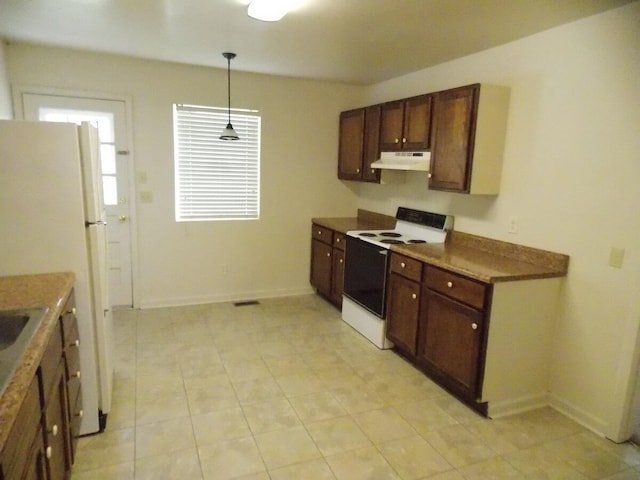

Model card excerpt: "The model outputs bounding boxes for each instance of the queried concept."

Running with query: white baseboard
[139,286,315,309]
[548,393,608,437]
[487,393,549,419]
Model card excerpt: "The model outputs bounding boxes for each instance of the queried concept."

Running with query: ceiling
[0,0,634,85]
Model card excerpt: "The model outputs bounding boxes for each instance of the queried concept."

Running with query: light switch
[140,191,153,203]
[608,247,625,268]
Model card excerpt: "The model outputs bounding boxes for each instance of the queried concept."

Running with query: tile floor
[71,295,640,479]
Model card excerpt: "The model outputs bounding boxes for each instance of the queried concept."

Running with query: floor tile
[353,406,417,444]
[457,456,524,479]
[73,428,135,472]
[378,434,453,479]
[269,458,337,479]
[191,407,251,446]
[325,446,400,480]
[254,425,322,470]
[232,376,284,404]
[224,358,272,382]
[242,396,302,433]
[306,416,372,456]
[288,391,348,423]
[198,436,266,480]
[275,371,326,396]
[71,462,135,480]
[135,417,196,459]
[421,423,497,468]
[135,448,203,480]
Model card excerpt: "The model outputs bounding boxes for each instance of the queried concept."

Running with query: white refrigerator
[0,119,114,435]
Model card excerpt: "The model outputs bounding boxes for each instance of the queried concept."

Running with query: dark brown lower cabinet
[44,363,71,480]
[418,289,484,396]
[386,273,420,356]
[331,249,345,306]
[310,224,345,308]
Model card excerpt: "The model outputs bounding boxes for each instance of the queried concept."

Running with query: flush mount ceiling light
[247,0,290,22]
[220,52,239,141]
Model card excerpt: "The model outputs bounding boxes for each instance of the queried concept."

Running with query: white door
[22,94,134,307]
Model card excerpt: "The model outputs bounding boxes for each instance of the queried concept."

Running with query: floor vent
[233,300,260,307]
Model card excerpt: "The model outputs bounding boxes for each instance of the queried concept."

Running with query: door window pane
[102,176,118,205]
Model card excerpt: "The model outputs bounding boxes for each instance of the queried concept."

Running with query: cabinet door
[338,109,365,180]
[44,363,71,480]
[403,94,431,150]
[386,273,420,356]
[310,239,333,298]
[331,248,345,306]
[22,429,47,480]
[379,100,404,151]
[418,289,484,396]
[429,85,479,192]
[361,105,381,183]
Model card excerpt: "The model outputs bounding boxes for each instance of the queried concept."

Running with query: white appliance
[370,151,430,171]
[0,120,114,435]
[342,207,452,349]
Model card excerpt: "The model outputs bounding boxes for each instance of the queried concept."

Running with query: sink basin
[0,313,31,350]
[0,307,48,395]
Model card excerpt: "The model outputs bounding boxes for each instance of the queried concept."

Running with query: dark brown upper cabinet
[379,94,431,151]
[338,106,381,183]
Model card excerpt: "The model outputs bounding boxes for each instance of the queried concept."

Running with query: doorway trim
[13,84,140,309]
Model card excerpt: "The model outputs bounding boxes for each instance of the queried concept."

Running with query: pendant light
[220,52,239,141]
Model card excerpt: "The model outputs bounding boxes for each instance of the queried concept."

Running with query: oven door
[343,235,389,318]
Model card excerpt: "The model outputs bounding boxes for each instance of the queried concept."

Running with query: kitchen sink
[0,307,48,395]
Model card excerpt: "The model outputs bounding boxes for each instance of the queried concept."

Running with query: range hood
[370,151,430,171]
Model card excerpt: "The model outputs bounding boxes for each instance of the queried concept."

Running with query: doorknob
[119,215,127,222]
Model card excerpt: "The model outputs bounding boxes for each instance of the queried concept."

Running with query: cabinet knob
[356,168,360,173]
[336,238,340,243]
[400,262,406,268]
[428,173,432,178]
[77,410,84,418]
[50,424,59,436]
[71,339,80,347]
[411,293,417,300]
[71,307,77,315]
[447,281,453,288]
[73,370,81,379]
[394,138,400,144]
[371,169,375,174]
[46,446,53,459]
[339,258,343,264]
[326,252,331,257]
[317,230,322,235]
[402,138,407,143]
[471,323,478,330]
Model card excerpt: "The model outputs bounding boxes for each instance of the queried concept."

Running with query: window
[173,103,261,221]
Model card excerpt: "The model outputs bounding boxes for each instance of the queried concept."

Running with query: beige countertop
[0,272,74,452]
[311,213,568,283]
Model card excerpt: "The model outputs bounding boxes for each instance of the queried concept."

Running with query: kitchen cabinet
[310,224,345,307]
[60,298,82,462]
[379,94,431,151]
[337,106,381,183]
[0,292,79,480]
[428,83,510,194]
[386,253,422,356]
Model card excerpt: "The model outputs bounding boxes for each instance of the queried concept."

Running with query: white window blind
[174,103,260,221]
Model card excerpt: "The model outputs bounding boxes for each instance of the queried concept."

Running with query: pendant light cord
[227,55,232,124]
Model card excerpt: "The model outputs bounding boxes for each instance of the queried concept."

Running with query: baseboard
[487,393,549,419]
[548,393,608,437]
[139,286,315,309]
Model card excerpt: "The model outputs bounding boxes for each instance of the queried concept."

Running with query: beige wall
[5,45,362,307]
[356,2,640,440]
[0,42,12,118]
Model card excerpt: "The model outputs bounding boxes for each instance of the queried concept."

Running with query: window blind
[174,104,260,221]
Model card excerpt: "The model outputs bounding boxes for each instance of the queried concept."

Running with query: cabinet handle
[447,281,453,288]
[400,262,406,268]
[46,446,53,459]
[71,339,80,348]
[411,293,417,300]
[73,370,81,379]
[471,323,478,330]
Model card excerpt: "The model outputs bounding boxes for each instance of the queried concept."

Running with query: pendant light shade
[220,52,239,141]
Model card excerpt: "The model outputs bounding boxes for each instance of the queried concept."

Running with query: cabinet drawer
[390,253,422,282]
[424,266,487,310]
[1,376,41,479]
[40,324,63,400]
[311,224,333,245]
[333,232,346,250]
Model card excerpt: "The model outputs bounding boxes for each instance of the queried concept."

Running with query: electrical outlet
[609,247,625,268]
[508,216,519,234]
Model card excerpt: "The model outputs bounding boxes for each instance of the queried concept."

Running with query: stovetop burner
[379,232,402,238]
[407,239,427,244]
[358,232,377,237]
[380,239,404,244]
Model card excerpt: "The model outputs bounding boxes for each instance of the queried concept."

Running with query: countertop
[0,272,74,452]
[312,214,568,283]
